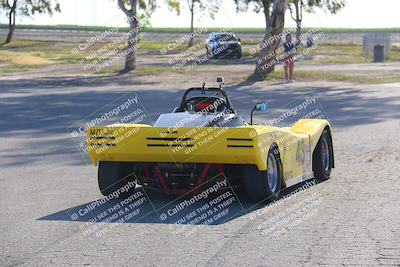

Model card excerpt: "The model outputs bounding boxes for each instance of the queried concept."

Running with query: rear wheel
[244,146,282,202]
[98,161,136,198]
[313,130,333,181]
[206,47,212,58]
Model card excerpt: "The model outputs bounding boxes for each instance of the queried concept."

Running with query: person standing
[283,34,295,83]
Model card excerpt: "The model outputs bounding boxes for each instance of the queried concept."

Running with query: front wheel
[244,146,282,202]
[313,130,333,181]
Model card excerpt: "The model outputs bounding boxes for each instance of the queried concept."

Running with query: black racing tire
[244,146,282,202]
[313,130,333,182]
[237,52,242,59]
[98,161,136,198]
[206,47,212,58]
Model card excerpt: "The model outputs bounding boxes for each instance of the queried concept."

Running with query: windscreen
[215,34,236,42]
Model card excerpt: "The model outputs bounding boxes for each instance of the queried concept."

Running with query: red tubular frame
[148,163,227,195]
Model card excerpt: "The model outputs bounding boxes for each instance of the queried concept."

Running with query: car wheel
[206,47,211,57]
[98,161,136,198]
[244,146,282,202]
[313,130,333,181]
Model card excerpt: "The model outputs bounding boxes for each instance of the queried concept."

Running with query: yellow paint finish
[87,119,331,181]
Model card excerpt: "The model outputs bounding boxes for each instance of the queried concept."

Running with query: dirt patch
[0,50,55,66]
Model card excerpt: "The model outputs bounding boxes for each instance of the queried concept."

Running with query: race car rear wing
[87,124,266,169]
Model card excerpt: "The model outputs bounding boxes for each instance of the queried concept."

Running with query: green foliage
[0,0,60,17]
[303,0,346,14]
[167,0,181,15]
[115,0,189,28]
[168,0,220,19]
[233,0,273,14]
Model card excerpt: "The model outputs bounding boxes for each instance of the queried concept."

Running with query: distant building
[363,33,391,59]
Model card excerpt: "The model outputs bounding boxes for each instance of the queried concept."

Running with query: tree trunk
[294,0,302,44]
[296,20,301,44]
[125,19,138,71]
[262,0,271,32]
[117,0,138,72]
[253,0,288,80]
[5,1,17,44]
[188,2,195,47]
[5,24,16,44]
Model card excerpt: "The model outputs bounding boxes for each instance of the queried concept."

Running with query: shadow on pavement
[38,180,316,226]
[1,74,399,167]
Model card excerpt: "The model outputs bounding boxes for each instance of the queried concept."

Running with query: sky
[4,0,400,29]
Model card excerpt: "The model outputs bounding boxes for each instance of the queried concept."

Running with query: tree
[116,0,156,72]
[187,0,198,47]
[0,0,60,44]
[170,0,220,47]
[234,0,288,80]
[288,0,302,43]
[253,0,289,80]
[116,0,180,71]
[306,0,345,13]
[288,0,345,43]
[234,0,274,31]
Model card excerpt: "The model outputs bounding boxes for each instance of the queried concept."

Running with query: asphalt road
[1,74,400,266]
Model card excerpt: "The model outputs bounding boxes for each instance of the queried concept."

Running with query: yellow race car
[87,78,334,202]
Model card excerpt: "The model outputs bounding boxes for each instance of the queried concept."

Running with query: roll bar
[178,85,236,114]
